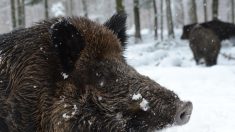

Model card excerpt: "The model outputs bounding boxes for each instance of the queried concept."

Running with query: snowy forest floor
[125,29,235,132]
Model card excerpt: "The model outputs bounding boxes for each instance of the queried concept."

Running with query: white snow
[125,29,235,132]
[51,2,65,17]
[98,96,102,101]
[139,98,150,111]
[62,105,78,120]
[99,81,104,87]
[62,113,71,119]
[61,72,69,79]
[71,105,78,115]
[132,93,142,100]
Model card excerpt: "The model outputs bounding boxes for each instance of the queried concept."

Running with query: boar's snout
[174,101,193,125]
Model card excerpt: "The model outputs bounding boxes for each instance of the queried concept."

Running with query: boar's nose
[175,101,193,125]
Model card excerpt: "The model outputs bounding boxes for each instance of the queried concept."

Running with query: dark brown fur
[181,19,235,41]
[0,13,192,132]
[189,25,221,66]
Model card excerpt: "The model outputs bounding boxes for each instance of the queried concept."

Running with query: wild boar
[0,13,193,132]
[189,24,221,66]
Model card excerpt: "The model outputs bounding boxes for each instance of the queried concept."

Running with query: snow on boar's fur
[0,13,192,132]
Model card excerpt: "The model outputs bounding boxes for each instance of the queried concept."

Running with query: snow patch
[98,96,102,101]
[99,81,104,87]
[139,98,150,111]
[132,93,142,100]
[62,105,78,120]
[71,104,78,115]
[62,113,71,119]
[61,72,69,79]
[51,2,65,17]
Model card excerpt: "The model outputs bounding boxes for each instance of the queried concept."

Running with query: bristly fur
[0,13,184,132]
[104,12,128,48]
[189,25,221,66]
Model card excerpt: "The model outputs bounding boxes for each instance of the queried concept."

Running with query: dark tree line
[9,0,235,41]
[11,0,25,29]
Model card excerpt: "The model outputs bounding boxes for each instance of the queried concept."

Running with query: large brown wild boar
[189,24,221,66]
[0,13,193,132]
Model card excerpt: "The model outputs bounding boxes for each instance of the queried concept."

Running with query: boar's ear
[49,19,85,73]
[104,12,127,48]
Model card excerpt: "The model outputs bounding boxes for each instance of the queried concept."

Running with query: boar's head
[49,13,193,132]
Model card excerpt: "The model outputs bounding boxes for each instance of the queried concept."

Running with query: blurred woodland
[0,0,234,42]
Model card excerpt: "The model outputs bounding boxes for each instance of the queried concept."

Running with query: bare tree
[212,0,219,19]
[173,0,184,27]
[81,0,88,18]
[203,0,207,22]
[160,0,164,40]
[116,0,125,13]
[17,0,25,28]
[11,0,17,29]
[232,0,234,23]
[153,0,158,39]
[70,0,73,15]
[44,0,49,19]
[166,0,174,38]
[133,0,141,42]
[66,0,73,16]
[189,0,197,23]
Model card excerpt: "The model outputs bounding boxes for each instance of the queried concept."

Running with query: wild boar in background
[189,25,221,66]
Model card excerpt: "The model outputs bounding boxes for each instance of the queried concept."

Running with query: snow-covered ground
[125,29,235,132]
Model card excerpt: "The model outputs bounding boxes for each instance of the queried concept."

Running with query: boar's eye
[93,69,117,89]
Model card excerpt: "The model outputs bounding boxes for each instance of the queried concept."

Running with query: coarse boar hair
[0,13,192,132]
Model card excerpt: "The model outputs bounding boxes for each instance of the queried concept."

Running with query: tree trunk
[70,0,73,15]
[203,0,207,22]
[189,0,197,23]
[81,0,88,18]
[11,0,17,29]
[66,0,73,16]
[173,0,184,27]
[166,0,174,38]
[232,0,234,23]
[17,0,25,28]
[133,0,141,43]
[44,0,49,19]
[153,0,158,40]
[212,0,219,19]
[116,0,125,13]
[160,0,164,40]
